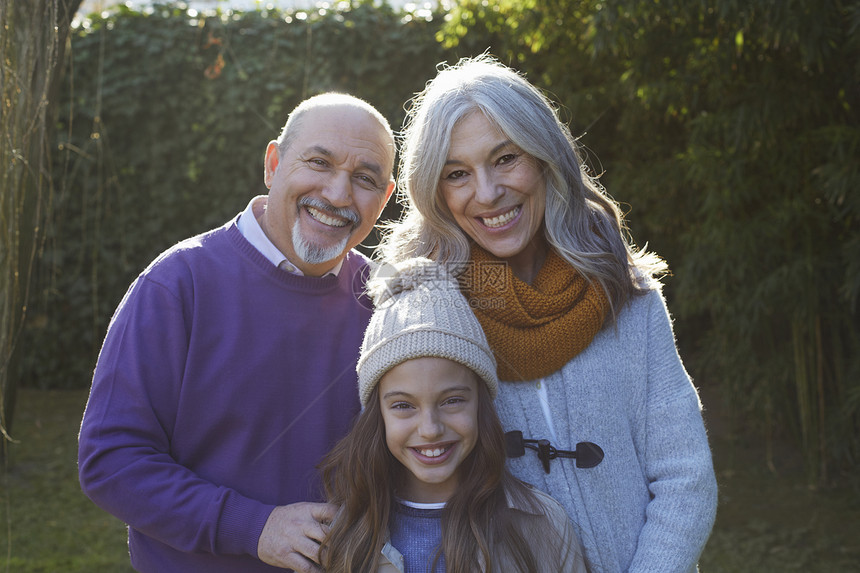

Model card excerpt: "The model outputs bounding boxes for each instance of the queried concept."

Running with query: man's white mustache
[299,196,360,227]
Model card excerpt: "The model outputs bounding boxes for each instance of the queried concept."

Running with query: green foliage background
[21,0,860,482]
[26,0,445,388]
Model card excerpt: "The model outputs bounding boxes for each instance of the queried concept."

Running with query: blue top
[378,487,589,572]
[78,216,373,572]
[389,502,446,573]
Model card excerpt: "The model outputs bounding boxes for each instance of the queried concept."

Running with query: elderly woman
[379,55,718,573]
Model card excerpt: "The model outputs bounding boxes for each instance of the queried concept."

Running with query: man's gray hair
[275,93,395,174]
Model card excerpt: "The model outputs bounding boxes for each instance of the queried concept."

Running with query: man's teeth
[482,206,520,228]
[418,446,449,458]
[307,206,348,227]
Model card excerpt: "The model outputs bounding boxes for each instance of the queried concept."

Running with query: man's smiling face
[262,104,394,276]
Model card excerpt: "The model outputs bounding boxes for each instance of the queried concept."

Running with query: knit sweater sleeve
[78,269,274,559]
[627,289,718,572]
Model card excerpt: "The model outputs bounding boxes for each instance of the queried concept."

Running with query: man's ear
[379,179,395,216]
[264,141,280,189]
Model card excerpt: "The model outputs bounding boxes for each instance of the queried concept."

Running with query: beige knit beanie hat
[357,258,498,407]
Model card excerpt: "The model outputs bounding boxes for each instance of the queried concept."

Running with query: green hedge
[24,1,446,389]
[439,0,860,483]
[22,0,859,481]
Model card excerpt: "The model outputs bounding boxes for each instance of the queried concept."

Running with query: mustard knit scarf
[462,245,609,382]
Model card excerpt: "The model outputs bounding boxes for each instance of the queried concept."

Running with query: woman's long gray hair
[379,54,666,318]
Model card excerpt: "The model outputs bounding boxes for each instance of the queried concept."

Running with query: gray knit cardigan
[495,287,718,573]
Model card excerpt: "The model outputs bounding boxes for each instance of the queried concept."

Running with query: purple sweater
[78,217,371,572]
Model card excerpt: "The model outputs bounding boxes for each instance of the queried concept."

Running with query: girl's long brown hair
[319,380,549,572]
[318,394,396,572]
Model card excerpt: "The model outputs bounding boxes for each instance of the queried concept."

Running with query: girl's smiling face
[379,357,479,503]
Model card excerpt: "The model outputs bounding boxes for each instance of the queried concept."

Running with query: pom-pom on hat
[357,258,498,407]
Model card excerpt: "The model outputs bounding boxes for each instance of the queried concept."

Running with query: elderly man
[78,93,395,572]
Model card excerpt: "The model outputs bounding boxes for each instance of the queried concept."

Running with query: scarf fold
[461,245,609,382]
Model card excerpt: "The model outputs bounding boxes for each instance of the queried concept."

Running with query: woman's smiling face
[439,111,547,280]
[379,357,479,504]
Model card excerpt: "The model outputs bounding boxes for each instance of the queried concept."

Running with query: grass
[1,390,132,573]
[697,386,860,572]
[1,387,858,572]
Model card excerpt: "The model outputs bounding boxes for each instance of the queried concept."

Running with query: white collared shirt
[236,195,343,277]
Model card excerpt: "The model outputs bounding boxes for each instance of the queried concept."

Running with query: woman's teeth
[482,206,520,228]
[307,206,348,227]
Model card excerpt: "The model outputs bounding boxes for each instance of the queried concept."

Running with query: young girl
[319,258,588,572]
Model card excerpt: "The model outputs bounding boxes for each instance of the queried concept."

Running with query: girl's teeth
[419,447,447,458]
[307,206,348,227]
[482,206,520,228]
